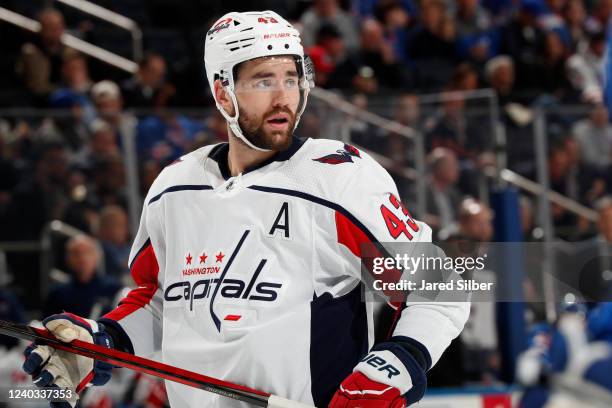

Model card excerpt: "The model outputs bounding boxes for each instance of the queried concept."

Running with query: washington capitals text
[165,262,282,311]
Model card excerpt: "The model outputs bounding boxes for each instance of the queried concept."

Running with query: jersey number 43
[380,193,419,240]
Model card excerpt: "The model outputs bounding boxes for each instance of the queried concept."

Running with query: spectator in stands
[121,52,176,108]
[548,135,572,197]
[539,31,573,100]
[407,0,454,58]
[430,198,498,385]
[92,80,123,124]
[357,0,418,19]
[44,235,121,318]
[62,170,99,234]
[537,0,571,44]
[572,103,612,173]
[50,54,94,114]
[384,93,421,172]
[340,94,379,151]
[572,197,612,301]
[450,63,480,92]
[0,142,71,304]
[424,147,463,238]
[91,80,138,136]
[455,0,499,68]
[562,135,605,210]
[299,0,360,52]
[394,93,421,128]
[63,151,127,233]
[91,80,139,152]
[377,94,419,200]
[90,153,127,209]
[499,0,546,91]
[205,109,229,142]
[137,112,205,162]
[2,143,69,241]
[56,53,92,98]
[440,13,458,48]
[406,0,458,88]
[455,197,494,242]
[585,0,612,33]
[545,134,594,240]
[563,0,588,51]
[485,55,519,105]
[15,8,76,99]
[70,119,120,174]
[455,0,492,36]
[96,205,130,280]
[307,24,346,87]
[140,159,162,197]
[49,54,93,109]
[48,54,96,149]
[329,18,404,93]
[563,135,582,203]
[423,87,487,161]
[567,29,606,103]
[373,0,413,63]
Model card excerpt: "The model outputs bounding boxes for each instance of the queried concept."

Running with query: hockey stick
[0,319,315,408]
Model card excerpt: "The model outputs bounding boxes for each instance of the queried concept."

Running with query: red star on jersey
[186,253,193,265]
[199,253,207,264]
[215,252,225,263]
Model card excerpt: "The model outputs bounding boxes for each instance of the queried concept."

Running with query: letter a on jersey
[269,202,290,238]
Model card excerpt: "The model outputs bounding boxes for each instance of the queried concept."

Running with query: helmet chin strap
[217,89,272,153]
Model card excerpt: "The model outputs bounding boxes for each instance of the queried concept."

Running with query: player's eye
[254,79,274,89]
[285,78,297,89]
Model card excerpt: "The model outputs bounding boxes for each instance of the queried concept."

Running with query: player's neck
[227,135,275,177]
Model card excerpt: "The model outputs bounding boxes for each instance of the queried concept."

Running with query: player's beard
[237,106,296,151]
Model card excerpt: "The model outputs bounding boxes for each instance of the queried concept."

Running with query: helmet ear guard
[300,54,316,90]
[293,54,315,131]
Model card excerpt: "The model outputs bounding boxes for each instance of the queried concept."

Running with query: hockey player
[518,303,612,408]
[22,11,469,408]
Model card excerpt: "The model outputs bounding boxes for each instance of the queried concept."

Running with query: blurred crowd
[1,0,612,403]
[3,0,612,103]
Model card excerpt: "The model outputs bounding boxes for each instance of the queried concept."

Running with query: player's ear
[214,80,235,116]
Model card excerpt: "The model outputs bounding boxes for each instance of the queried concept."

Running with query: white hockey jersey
[100,137,469,407]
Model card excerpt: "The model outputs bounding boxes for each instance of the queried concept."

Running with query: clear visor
[232,56,315,94]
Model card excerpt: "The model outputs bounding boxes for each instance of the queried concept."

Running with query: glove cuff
[91,323,114,386]
[92,323,114,350]
[354,350,412,394]
[366,341,428,404]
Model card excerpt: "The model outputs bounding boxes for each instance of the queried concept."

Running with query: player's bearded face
[237,104,296,151]
[233,56,301,151]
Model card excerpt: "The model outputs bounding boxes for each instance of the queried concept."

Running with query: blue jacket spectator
[44,235,121,318]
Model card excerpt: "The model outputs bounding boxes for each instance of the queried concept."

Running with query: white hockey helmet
[204,10,314,151]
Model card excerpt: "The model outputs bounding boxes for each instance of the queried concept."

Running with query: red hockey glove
[329,342,427,408]
[329,370,406,408]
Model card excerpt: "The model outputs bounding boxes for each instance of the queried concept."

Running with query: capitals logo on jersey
[313,143,361,164]
[163,230,283,331]
[164,260,282,311]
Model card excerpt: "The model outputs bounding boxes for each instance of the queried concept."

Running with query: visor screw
[267,45,273,50]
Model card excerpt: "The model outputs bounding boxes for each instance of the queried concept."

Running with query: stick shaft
[0,319,270,406]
